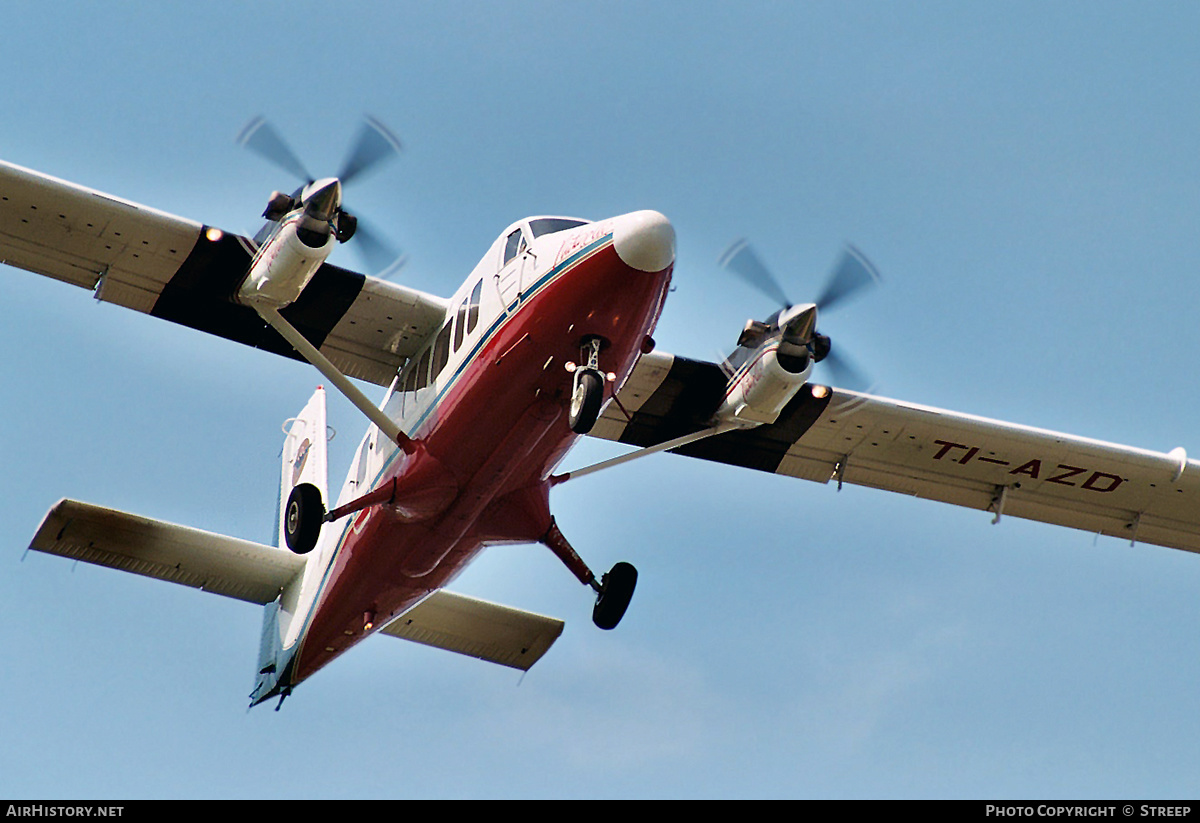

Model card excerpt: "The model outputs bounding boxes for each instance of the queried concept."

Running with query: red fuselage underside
[292,241,671,683]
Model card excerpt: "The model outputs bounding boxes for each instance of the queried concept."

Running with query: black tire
[568,369,604,435]
[284,482,324,555]
[592,562,638,630]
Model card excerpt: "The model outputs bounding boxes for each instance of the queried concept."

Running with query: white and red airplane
[5,120,1200,709]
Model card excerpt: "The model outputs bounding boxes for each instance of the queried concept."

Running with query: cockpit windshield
[528,218,587,238]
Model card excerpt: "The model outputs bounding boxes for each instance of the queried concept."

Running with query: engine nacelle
[715,342,812,426]
[237,215,337,309]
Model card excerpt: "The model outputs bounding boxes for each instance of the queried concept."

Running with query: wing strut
[256,306,418,454]
[551,422,739,484]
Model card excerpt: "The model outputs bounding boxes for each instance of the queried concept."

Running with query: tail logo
[291,439,312,486]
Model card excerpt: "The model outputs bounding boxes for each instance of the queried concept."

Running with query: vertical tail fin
[254,386,331,707]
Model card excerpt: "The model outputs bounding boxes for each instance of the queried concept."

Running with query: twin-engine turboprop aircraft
[6,119,1200,708]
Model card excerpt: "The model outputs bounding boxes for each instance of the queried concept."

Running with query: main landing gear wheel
[539,520,637,630]
[569,369,604,435]
[592,561,638,630]
[284,482,324,555]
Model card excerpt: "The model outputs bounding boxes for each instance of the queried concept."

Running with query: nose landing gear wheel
[569,369,604,435]
[284,482,324,555]
[592,561,638,630]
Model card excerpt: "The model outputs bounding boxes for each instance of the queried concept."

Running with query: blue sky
[3,0,1200,799]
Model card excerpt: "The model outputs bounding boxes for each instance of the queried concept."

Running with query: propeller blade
[718,237,880,390]
[352,214,406,278]
[815,244,881,313]
[338,115,403,186]
[236,116,312,183]
[718,239,792,309]
[821,347,873,393]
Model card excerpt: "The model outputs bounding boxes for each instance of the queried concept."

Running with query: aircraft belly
[293,402,566,681]
[292,243,672,686]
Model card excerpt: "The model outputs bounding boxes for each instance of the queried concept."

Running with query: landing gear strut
[541,518,637,630]
[568,337,606,435]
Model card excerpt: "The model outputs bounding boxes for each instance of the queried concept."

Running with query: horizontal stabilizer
[29,499,304,604]
[378,590,564,671]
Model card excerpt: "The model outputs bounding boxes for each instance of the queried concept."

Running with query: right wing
[593,351,1200,554]
[28,499,304,605]
[0,159,447,386]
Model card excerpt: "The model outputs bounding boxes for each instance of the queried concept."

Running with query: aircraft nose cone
[613,210,675,273]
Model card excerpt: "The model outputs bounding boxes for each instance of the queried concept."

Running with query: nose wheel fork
[567,337,607,435]
[541,517,637,630]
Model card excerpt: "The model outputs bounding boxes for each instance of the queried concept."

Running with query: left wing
[592,351,1200,554]
[0,159,447,386]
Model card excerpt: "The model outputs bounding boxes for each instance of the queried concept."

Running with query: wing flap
[378,590,564,671]
[594,351,1200,554]
[28,499,305,604]
[320,276,449,384]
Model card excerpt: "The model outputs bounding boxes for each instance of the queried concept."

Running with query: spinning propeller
[236,115,406,276]
[718,239,880,390]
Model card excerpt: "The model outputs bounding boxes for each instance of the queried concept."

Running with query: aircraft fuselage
[265,212,674,697]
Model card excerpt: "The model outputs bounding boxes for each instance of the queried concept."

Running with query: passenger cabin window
[466,280,482,334]
[414,348,431,390]
[502,228,525,266]
[355,437,371,487]
[385,378,405,419]
[453,280,485,353]
[453,299,468,352]
[383,374,403,418]
[431,321,453,379]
